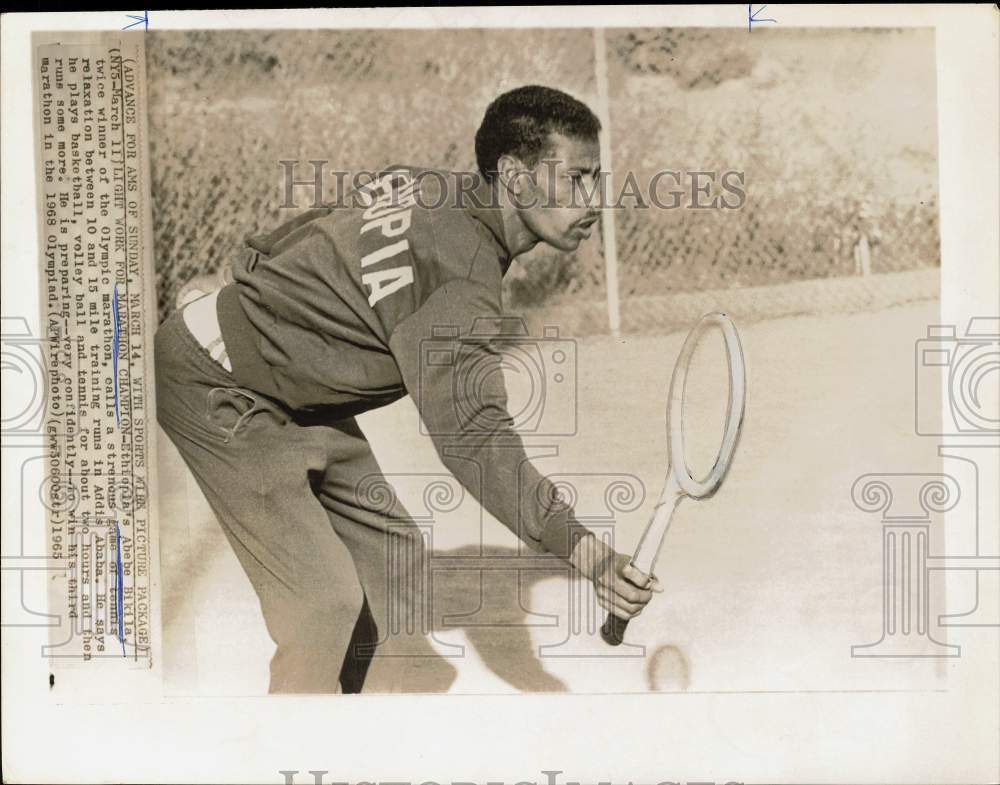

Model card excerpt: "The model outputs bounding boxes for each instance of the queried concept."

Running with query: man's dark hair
[474,85,601,182]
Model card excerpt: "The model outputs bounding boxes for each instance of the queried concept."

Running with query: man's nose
[584,174,604,210]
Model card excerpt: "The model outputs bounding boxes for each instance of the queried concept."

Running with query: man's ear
[496,153,532,197]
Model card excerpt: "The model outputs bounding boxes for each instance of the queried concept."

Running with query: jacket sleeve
[387,278,588,559]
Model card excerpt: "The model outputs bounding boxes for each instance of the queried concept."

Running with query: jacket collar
[464,174,511,262]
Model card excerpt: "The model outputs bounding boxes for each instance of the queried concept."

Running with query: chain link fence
[147,27,940,334]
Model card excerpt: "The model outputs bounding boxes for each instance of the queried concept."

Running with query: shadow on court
[364,543,572,694]
[161,299,946,695]
[159,490,574,693]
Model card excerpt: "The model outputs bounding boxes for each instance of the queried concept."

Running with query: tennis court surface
[158,276,950,695]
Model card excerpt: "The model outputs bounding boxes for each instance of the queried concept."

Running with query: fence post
[854,232,871,276]
[593,27,621,337]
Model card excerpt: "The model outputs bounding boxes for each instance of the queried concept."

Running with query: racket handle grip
[601,613,630,646]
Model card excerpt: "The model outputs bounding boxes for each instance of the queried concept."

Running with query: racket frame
[603,312,747,645]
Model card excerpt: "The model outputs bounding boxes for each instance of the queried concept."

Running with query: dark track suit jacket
[215,166,583,558]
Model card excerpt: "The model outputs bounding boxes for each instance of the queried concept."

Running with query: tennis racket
[601,312,747,646]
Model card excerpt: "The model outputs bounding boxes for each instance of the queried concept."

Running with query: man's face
[514,132,602,252]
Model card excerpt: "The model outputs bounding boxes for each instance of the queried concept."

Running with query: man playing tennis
[155,84,654,693]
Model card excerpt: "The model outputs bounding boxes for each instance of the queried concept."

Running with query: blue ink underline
[111,284,126,656]
[112,284,122,427]
[115,520,125,656]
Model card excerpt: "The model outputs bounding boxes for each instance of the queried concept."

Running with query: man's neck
[500,202,540,259]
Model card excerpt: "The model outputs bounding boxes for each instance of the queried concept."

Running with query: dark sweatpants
[155,310,454,693]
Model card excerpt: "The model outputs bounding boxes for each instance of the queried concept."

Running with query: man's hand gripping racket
[600,312,747,646]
